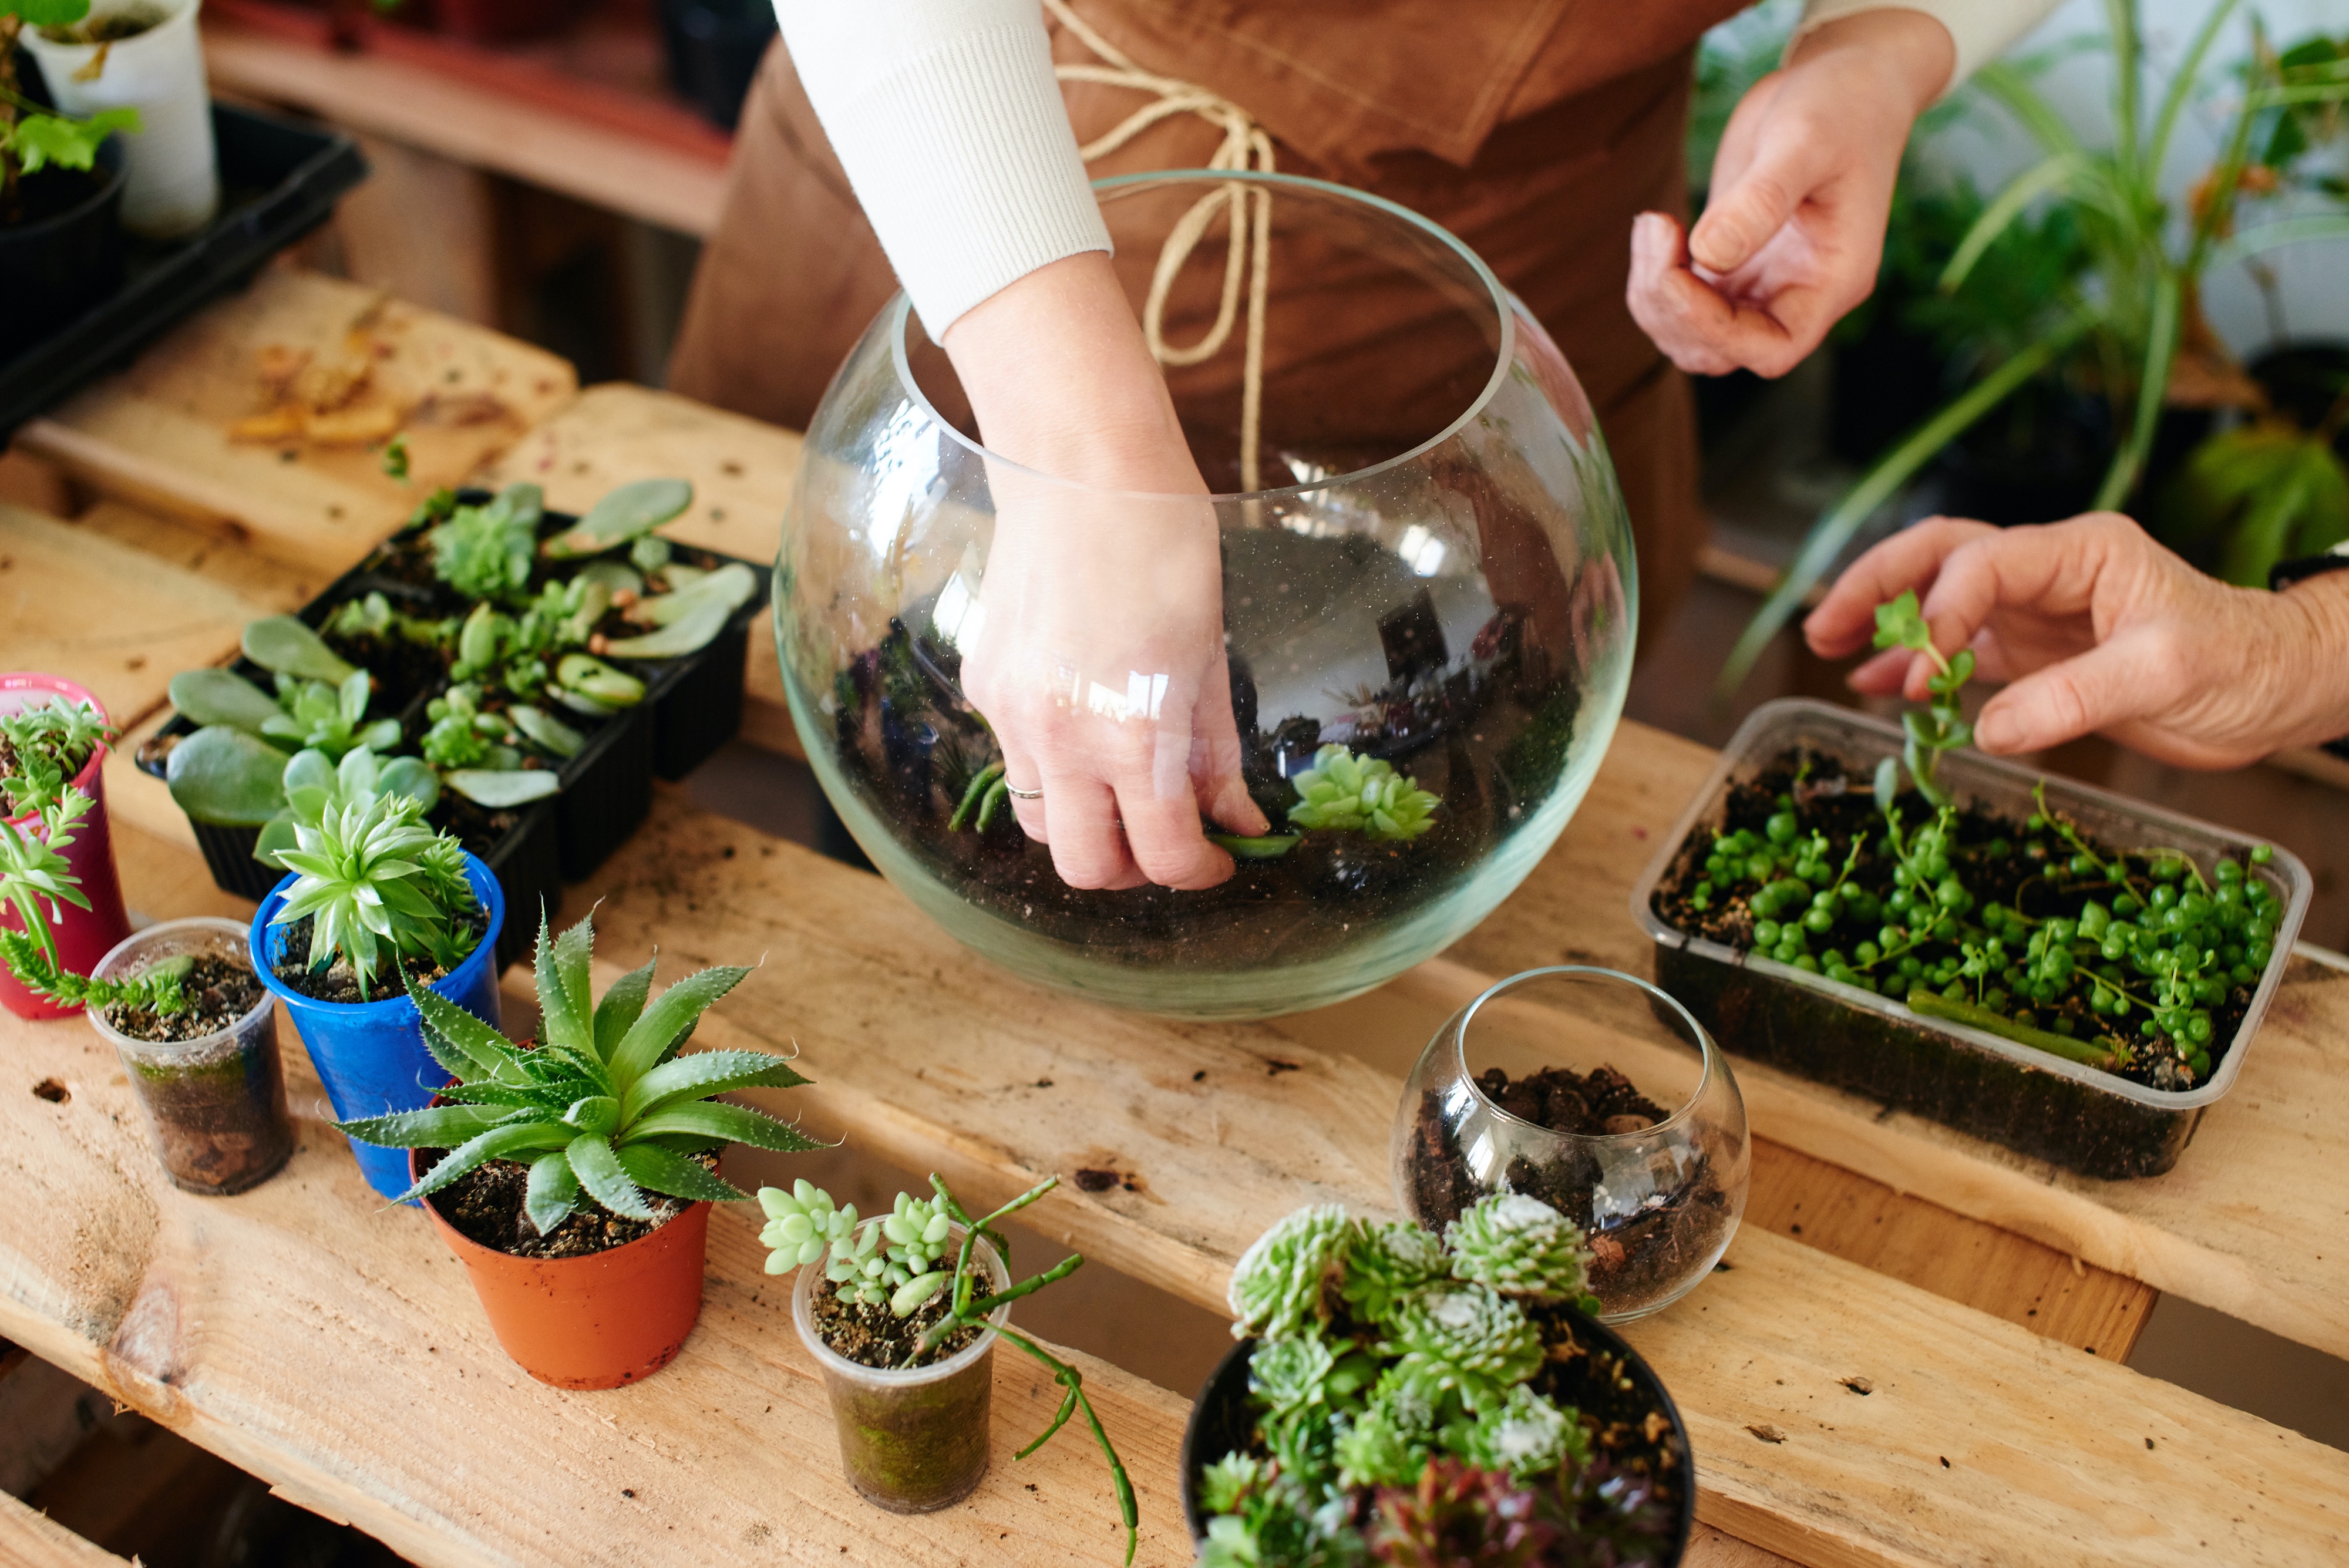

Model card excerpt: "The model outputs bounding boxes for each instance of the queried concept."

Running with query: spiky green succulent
[1382,1286,1543,1407]
[1287,745,1441,840]
[1230,1203,1355,1340]
[1445,1193,1594,1303]
[268,793,480,995]
[338,910,818,1226]
[1343,1220,1453,1325]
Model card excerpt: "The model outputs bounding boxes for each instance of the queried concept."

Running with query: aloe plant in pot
[251,785,504,1200]
[339,911,820,1388]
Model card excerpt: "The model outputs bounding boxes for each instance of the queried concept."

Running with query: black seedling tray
[147,489,768,921]
[0,103,368,443]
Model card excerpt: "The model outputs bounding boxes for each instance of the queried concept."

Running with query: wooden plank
[473,381,810,758]
[0,503,264,732]
[0,960,1193,1568]
[1447,722,2349,1365]
[0,1491,133,1568]
[16,268,573,574]
[554,793,2348,1567]
[204,22,731,237]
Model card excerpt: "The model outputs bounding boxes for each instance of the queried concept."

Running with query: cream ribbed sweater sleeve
[770,0,1109,338]
[1792,0,2063,88]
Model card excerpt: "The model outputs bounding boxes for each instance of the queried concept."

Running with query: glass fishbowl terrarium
[775,172,1636,1018]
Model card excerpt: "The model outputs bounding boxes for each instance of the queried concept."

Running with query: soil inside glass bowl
[823,534,1587,974]
[1648,746,2257,1092]
[1406,1063,1734,1311]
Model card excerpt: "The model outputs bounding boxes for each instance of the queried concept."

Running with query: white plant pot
[19,0,219,239]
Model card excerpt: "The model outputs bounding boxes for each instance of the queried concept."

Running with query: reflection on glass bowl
[775,172,1637,1019]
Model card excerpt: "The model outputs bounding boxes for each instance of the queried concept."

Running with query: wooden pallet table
[7,290,2347,1566]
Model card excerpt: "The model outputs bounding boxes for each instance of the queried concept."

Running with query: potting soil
[810,1271,985,1370]
[270,909,492,1005]
[423,1149,709,1260]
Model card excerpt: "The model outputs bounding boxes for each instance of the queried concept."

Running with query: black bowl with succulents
[1183,1199,1694,1566]
[1635,697,2313,1179]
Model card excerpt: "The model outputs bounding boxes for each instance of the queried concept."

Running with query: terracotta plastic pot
[0,675,132,1021]
[416,1143,712,1389]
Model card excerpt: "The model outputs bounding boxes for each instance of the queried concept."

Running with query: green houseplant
[0,0,138,358]
[340,910,819,1388]
[1721,1,2349,697]
[0,684,132,1021]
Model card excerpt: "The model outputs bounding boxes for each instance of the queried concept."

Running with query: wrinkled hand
[1805,513,2349,769]
[945,253,1268,891]
[1627,10,1953,378]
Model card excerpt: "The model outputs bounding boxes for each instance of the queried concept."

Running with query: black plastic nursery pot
[1633,699,2313,1180]
[0,141,128,364]
[146,489,766,936]
[0,105,366,440]
[1181,1319,1695,1563]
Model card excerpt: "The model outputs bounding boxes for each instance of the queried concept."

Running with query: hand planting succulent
[338,910,819,1228]
[268,792,482,999]
[1658,597,2290,1093]
[1197,1196,1681,1567]
[769,1171,1135,1557]
[0,753,184,1015]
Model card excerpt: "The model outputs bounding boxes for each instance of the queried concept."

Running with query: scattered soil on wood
[422,1149,710,1259]
[270,910,488,1004]
[811,1271,985,1370]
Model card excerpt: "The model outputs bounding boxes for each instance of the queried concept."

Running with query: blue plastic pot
[251,853,507,1200]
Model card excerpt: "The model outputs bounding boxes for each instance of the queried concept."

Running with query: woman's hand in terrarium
[945,254,1270,891]
[1806,513,2349,769]
[1626,9,1954,378]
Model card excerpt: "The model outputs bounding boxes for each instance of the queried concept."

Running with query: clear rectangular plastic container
[1629,699,2313,1179]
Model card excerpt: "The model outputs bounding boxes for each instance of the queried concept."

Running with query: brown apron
[669,0,1741,645]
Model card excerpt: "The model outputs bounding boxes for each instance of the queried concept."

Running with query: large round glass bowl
[775,171,1636,1018]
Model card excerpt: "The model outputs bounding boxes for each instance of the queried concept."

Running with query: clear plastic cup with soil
[88,918,291,1197]
[1394,967,1749,1321]
[792,1219,1011,1513]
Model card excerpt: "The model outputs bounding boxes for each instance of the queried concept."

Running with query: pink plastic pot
[0,675,132,1022]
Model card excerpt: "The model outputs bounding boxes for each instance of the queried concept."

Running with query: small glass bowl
[1392,965,1749,1321]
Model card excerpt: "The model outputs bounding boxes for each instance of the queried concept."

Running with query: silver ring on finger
[1004,782,1043,800]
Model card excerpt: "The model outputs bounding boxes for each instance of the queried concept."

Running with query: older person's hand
[1627,9,1954,378]
[1804,513,2349,769]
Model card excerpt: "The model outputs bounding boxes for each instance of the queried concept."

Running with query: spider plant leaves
[617,1049,810,1127]
[169,669,281,733]
[534,908,598,1065]
[524,1151,581,1235]
[605,965,753,1095]
[243,617,358,684]
[165,726,291,826]
[443,769,561,807]
[615,1142,746,1204]
[593,959,657,1061]
[627,1100,824,1153]
[543,477,694,558]
[567,1132,657,1221]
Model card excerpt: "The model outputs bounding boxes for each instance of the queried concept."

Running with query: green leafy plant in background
[1,0,139,223]
[339,910,818,1225]
[0,747,186,1015]
[760,1171,1138,1564]
[1719,0,2349,699]
[269,792,480,995]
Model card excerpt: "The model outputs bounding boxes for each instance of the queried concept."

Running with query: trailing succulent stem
[340,909,816,1224]
[1870,590,1973,809]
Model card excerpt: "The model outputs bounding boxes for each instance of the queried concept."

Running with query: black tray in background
[0,103,368,443]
